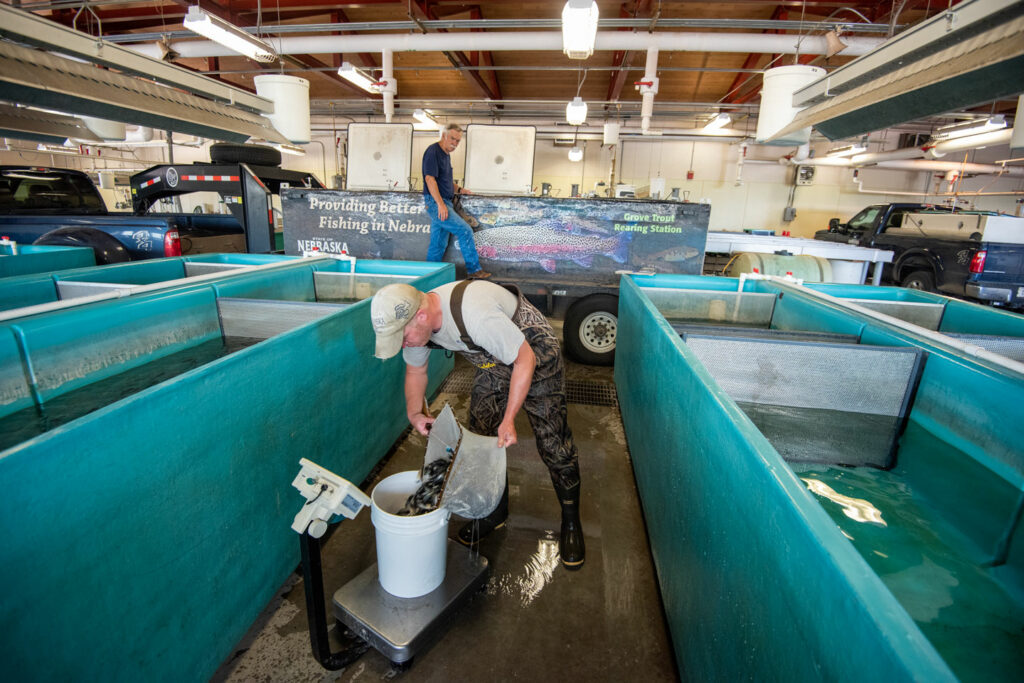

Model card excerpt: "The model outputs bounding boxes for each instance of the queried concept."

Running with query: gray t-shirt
[403,281,524,367]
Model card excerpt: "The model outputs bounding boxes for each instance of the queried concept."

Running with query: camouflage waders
[457,290,580,492]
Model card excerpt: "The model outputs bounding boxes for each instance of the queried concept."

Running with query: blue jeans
[424,195,482,273]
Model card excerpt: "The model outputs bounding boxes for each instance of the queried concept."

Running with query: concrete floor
[214,322,678,682]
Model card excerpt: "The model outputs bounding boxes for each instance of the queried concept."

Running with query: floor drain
[439,369,617,407]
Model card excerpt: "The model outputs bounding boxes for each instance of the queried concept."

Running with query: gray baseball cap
[370,283,424,359]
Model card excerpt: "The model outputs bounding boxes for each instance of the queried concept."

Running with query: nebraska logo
[394,302,411,320]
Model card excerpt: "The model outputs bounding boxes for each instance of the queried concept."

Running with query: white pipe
[131,31,884,61]
[852,173,1024,197]
[640,48,658,133]
[381,49,395,123]
[735,141,748,186]
[927,128,1013,158]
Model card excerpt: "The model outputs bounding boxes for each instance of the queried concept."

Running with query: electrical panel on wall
[464,125,536,195]
[345,123,413,191]
[796,165,816,186]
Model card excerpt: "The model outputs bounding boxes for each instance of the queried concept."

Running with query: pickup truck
[0,145,324,264]
[814,202,1024,309]
[0,166,241,263]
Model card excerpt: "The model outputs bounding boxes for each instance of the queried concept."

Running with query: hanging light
[274,143,305,156]
[183,6,277,63]
[932,115,1007,141]
[568,146,584,162]
[824,27,848,58]
[826,143,868,157]
[702,113,732,132]
[566,97,588,125]
[412,109,440,131]
[562,0,599,59]
[337,62,380,94]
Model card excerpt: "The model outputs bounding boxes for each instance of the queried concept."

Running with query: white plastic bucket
[370,470,451,598]
[755,65,825,146]
[253,74,311,144]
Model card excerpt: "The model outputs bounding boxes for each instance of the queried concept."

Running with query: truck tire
[33,227,130,265]
[564,294,618,366]
[901,269,935,292]
[209,143,282,167]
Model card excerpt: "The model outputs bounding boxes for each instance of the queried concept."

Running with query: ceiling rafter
[606,0,656,103]
[407,0,502,102]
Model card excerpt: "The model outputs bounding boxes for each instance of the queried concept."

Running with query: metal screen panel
[844,298,945,330]
[313,271,417,303]
[216,298,348,339]
[183,262,250,277]
[946,333,1024,363]
[639,287,776,326]
[56,281,135,300]
[685,336,923,468]
[674,322,859,344]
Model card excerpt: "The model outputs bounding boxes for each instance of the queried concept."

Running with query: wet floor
[214,320,679,682]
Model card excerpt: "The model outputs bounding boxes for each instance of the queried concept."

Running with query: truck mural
[282,189,710,365]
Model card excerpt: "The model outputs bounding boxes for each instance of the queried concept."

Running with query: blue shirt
[421,142,454,201]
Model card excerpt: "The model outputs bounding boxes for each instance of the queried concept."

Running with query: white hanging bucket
[370,470,451,598]
[253,74,311,144]
[755,65,825,146]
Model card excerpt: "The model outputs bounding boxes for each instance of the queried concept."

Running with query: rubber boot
[457,481,508,547]
[555,481,585,570]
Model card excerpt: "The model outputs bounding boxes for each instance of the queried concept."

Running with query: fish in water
[398,455,452,516]
[645,245,700,262]
[465,224,632,273]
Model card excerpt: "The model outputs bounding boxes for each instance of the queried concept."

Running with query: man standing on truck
[422,124,491,279]
[370,280,585,570]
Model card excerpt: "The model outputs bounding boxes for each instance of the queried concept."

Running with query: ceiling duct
[772,1,1024,141]
[0,103,102,145]
[0,40,289,144]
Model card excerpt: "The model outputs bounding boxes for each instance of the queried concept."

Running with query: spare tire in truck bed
[209,143,282,167]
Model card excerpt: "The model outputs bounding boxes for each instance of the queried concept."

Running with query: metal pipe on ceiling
[129,31,884,61]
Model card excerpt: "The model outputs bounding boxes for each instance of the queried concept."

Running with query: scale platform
[331,540,489,665]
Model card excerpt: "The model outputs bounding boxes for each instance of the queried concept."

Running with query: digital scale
[332,540,488,667]
[291,458,492,672]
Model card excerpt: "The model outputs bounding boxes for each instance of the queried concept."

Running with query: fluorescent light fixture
[826,144,868,157]
[36,143,76,154]
[702,113,731,132]
[413,109,437,126]
[566,97,588,125]
[274,143,305,156]
[338,62,380,93]
[568,146,584,162]
[932,115,1007,141]
[562,0,599,59]
[183,6,277,63]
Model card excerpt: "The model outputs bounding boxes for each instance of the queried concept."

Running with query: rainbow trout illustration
[461,225,632,273]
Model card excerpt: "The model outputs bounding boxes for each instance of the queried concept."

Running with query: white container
[253,74,311,144]
[370,470,451,598]
[755,65,824,146]
[80,116,126,141]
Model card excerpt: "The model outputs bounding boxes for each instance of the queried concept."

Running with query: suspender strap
[449,280,525,354]
[450,280,484,352]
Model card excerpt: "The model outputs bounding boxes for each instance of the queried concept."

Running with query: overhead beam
[0,4,273,114]
[0,40,288,143]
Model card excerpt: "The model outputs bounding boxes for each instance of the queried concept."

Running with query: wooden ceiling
[14,1,981,128]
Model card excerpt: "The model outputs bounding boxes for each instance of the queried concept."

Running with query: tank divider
[10,325,44,409]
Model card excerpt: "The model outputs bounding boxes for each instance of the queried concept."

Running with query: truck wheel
[33,227,130,265]
[901,270,935,292]
[564,294,618,366]
[209,143,282,167]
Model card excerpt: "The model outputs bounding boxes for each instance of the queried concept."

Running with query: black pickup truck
[815,202,1024,308]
